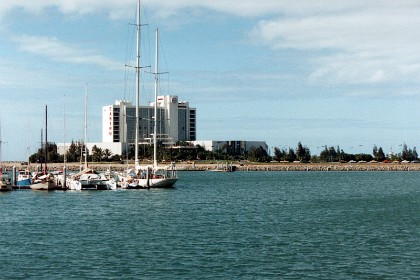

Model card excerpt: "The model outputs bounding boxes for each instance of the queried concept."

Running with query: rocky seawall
[178,163,420,172]
[3,162,420,172]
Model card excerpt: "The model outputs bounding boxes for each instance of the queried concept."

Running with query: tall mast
[84,83,88,169]
[0,119,3,176]
[134,0,141,167]
[153,28,159,169]
[63,95,67,189]
[45,105,48,174]
[40,128,43,172]
[63,95,66,165]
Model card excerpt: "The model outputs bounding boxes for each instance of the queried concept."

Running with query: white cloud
[0,0,134,19]
[0,0,286,20]
[0,0,367,21]
[12,35,122,70]
[3,1,420,89]
[2,1,420,20]
[251,3,420,85]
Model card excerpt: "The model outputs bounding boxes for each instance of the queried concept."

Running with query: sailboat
[66,85,116,190]
[119,2,177,188]
[117,0,146,189]
[55,95,68,190]
[0,119,12,191]
[31,105,55,190]
[137,28,177,188]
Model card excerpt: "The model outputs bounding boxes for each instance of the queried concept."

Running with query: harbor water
[1,171,419,279]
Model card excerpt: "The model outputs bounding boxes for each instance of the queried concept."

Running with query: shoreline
[2,162,420,172]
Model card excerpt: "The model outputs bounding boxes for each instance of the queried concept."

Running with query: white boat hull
[118,166,178,189]
[67,176,116,190]
[67,179,82,190]
[137,177,177,188]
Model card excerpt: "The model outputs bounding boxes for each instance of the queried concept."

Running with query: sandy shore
[3,161,420,172]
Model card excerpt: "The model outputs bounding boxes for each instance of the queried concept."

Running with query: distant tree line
[270,142,418,163]
[273,142,311,162]
[29,140,419,164]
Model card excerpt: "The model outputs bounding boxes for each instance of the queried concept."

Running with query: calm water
[1,171,419,279]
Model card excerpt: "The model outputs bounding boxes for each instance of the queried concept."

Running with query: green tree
[65,141,87,163]
[91,145,102,162]
[319,146,329,162]
[273,147,286,162]
[319,146,340,162]
[373,145,378,159]
[376,147,386,162]
[296,142,304,161]
[248,146,269,162]
[285,148,297,162]
[296,142,311,162]
[402,144,409,160]
[103,149,112,161]
[29,142,61,163]
[401,144,418,161]
[196,145,209,160]
[310,155,320,163]
[336,145,342,161]
[354,153,373,162]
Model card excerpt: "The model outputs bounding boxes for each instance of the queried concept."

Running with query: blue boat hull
[17,178,32,186]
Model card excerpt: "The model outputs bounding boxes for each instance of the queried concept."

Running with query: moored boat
[67,168,115,190]
[144,28,178,188]
[0,172,12,192]
[65,85,116,191]
[118,15,178,188]
[30,105,56,191]
[135,164,177,188]
[17,169,32,187]
[30,173,55,191]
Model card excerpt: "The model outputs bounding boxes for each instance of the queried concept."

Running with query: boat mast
[40,128,43,173]
[63,95,66,166]
[45,105,48,174]
[153,28,158,170]
[0,119,3,176]
[63,95,67,189]
[134,0,141,167]
[84,83,88,170]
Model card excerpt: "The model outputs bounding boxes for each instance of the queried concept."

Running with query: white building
[103,95,196,145]
[57,95,196,157]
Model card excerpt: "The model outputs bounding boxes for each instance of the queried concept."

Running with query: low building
[191,140,268,157]
[57,142,124,157]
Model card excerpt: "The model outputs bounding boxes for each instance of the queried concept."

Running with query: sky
[1,0,420,161]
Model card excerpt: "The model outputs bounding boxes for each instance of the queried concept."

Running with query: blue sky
[1,0,420,161]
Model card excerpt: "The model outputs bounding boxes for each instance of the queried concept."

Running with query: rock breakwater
[3,162,420,172]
